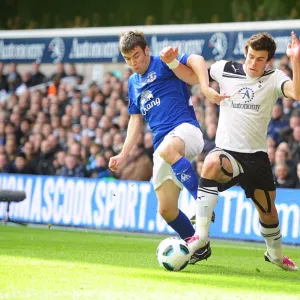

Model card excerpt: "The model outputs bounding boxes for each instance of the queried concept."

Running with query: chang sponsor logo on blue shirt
[140,90,161,115]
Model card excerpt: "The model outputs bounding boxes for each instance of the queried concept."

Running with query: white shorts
[152,123,204,190]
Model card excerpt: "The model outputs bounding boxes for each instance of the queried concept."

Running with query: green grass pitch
[0,226,299,299]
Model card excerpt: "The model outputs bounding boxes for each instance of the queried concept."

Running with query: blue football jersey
[128,54,200,150]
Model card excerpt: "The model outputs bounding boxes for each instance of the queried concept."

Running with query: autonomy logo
[48,37,65,63]
[238,87,254,103]
[230,87,260,111]
[209,32,228,60]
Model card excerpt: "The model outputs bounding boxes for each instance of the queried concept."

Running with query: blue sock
[171,156,198,199]
[167,210,195,240]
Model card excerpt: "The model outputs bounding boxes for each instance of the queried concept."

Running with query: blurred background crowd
[0,0,299,30]
[0,53,299,188]
[0,0,299,188]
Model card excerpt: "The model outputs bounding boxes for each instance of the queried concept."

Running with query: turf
[0,226,299,300]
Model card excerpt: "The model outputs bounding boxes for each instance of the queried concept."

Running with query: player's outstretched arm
[109,114,143,172]
[187,54,230,105]
[160,46,199,85]
[284,31,300,101]
[186,54,210,92]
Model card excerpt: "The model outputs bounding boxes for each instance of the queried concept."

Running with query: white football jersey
[210,60,291,153]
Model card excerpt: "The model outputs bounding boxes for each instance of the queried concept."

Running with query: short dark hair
[119,30,147,53]
[245,32,276,61]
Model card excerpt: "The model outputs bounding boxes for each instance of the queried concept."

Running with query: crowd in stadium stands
[0,55,299,188]
[1,0,300,30]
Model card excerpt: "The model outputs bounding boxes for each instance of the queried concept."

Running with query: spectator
[57,154,85,177]
[0,122,5,146]
[31,62,47,86]
[91,104,103,122]
[61,115,72,129]
[47,134,62,153]
[22,141,37,174]
[288,125,300,163]
[99,115,112,132]
[71,104,82,124]
[273,148,296,179]
[274,163,296,188]
[68,141,81,160]
[0,62,8,93]
[53,150,66,175]
[267,146,276,167]
[61,63,79,87]
[50,62,67,81]
[81,134,92,152]
[268,103,289,146]
[0,153,9,173]
[279,110,300,143]
[7,63,22,92]
[29,132,44,153]
[109,124,120,136]
[48,75,61,96]
[112,132,124,154]
[101,132,113,153]
[267,136,276,148]
[80,114,88,129]
[86,143,101,174]
[5,139,17,161]
[103,147,115,163]
[93,91,106,109]
[49,103,60,117]
[282,96,295,120]
[51,116,61,132]
[94,127,104,145]
[35,140,56,175]
[82,116,97,138]
[41,124,53,139]
[91,154,112,179]
[8,152,32,174]
[203,123,217,155]
[16,72,34,95]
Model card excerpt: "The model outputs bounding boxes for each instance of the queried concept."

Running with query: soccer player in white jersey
[109,30,224,262]
[161,31,300,270]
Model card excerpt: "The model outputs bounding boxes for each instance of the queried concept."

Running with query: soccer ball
[156,237,191,271]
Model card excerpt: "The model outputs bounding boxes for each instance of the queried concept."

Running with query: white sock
[260,221,282,260]
[196,186,218,241]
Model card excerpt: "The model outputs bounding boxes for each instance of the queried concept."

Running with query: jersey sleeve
[209,60,227,82]
[178,53,190,66]
[128,78,141,115]
[274,69,291,98]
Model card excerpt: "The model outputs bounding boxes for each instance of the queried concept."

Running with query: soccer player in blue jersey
[109,30,223,263]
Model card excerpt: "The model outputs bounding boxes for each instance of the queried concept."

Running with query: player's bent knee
[158,146,171,161]
[159,138,185,162]
[159,144,176,161]
[201,158,220,178]
[259,212,278,225]
[158,206,178,221]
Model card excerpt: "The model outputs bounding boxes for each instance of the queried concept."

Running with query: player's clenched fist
[160,46,179,63]
[109,154,125,172]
